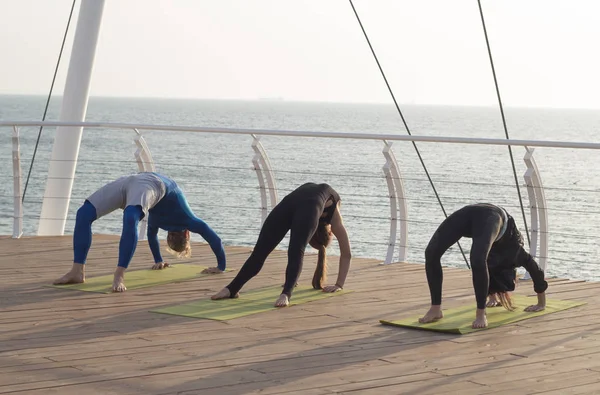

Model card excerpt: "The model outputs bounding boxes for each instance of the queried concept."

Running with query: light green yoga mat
[48,265,228,294]
[150,286,351,321]
[380,296,585,335]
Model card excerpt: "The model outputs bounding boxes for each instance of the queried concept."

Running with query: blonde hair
[166,231,192,259]
[496,292,517,311]
[166,243,192,259]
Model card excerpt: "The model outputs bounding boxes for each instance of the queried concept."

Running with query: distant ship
[258,96,285,101]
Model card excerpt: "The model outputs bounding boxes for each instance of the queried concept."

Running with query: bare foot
[487,294,500,307]
[201,267,223,274]
[419,305,443,323]
[53,263,85,285]
[112,267,127,293]
[472,309,488,329]
[211,287,239,300]
[152,262,170,270]
[274,294,289,307]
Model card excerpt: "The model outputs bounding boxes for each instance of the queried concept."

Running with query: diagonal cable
[348,0,471,268]
[22,0,78,203]
[477,0,531,245]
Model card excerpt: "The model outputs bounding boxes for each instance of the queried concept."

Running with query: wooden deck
[1,235,600,395]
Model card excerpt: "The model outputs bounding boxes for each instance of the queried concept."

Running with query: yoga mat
[150,285,351,320]
[380,296,585,334]
[48,265,230,293]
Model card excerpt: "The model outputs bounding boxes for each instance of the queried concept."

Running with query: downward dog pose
[419,203,548,329]
[53,172,226,292]
[212,182,352,307]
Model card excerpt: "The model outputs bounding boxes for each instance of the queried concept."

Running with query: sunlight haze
[1,0,599,108]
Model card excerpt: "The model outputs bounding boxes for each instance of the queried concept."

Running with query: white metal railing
[3,121,600,149]
[5,120,600,267]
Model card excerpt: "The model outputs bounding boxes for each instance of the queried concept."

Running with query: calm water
[1,94,600,281]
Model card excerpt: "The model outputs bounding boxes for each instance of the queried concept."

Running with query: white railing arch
[523,147,549,274]
[382,140,408,264]
[251,134,278,225]
[133,129,156,241]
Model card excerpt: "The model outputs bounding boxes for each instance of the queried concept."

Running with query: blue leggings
[73,201,97,264]
[73,201,143,268]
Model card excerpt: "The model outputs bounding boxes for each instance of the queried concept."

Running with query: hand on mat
[524,304,545,312]
[525,292,546,312]
[322,284,342,293]
[486,294,500,307]
[152,262,170,270]
[201,267,223,274]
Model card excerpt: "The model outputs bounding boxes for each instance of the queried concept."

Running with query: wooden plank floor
[1,235,600,395]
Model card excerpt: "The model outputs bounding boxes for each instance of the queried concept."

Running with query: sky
[1,0,600,107]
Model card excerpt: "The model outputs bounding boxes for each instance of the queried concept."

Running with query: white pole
[38,0,106,235]
[12,127,23,238]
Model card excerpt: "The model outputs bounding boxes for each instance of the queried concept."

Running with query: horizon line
[2,93,600,111]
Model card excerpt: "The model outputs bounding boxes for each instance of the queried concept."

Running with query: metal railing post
[523,147,549,275]
[251,134,278,224]
[382,140,408,264]
[12,126,23,238]
[133,129,156,240]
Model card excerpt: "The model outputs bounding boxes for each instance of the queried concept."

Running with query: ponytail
[312,245,328,289]
[309,223,333,289]
[497,292,517,311]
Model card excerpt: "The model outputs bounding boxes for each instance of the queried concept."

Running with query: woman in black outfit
[212,183,352,307]
[419,203,548,329]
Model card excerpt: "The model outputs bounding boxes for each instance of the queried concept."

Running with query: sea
[1,94,600,281]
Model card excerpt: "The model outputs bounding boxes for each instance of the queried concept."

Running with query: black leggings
[226,199,321,298]
[424,205,503,310]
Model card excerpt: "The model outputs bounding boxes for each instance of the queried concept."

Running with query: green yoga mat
[48,265,228,293]
[380,296,585,335]
[150,286,351,321]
